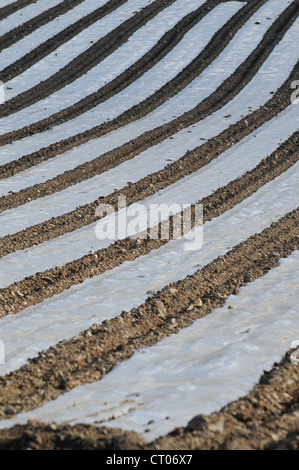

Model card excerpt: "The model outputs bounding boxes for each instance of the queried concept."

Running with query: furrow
[0,0,223,138]
[0,0,130,77]
[0,57,298,255]
[0,0,86,53]
[0,0,64,36]
[0,143,297,319]
[0,0,296,181]
[0,0,283,153]
[0,207,297,419]
[0,0,176,117]
[0,1,35,21]
[1,249,298,440]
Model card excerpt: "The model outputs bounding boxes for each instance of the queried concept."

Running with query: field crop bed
[0,0,298,450]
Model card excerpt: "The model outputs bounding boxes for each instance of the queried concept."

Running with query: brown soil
[1,132,298,315]
[0,0,85,53]
[0,208,298,419]
[0,0,178,117]
[0,347,298,450]
[0,0,129,79]
[0,0,35,22]
[0,0,263,147]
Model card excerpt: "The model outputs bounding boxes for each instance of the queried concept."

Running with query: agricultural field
[0,0,298,450]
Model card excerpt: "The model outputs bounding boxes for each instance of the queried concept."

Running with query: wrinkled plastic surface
[0,161,298,374]
[0,251,298,441]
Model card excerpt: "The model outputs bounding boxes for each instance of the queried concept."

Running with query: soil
[0,347,298,450]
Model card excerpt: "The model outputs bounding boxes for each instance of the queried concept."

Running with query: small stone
[156,300,167,318]
[208,420,225,433]
[186,416,207,431]
[168,287,178,295]
[166,318,177,330]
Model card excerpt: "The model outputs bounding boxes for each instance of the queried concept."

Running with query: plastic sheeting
[0,160,298,374]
